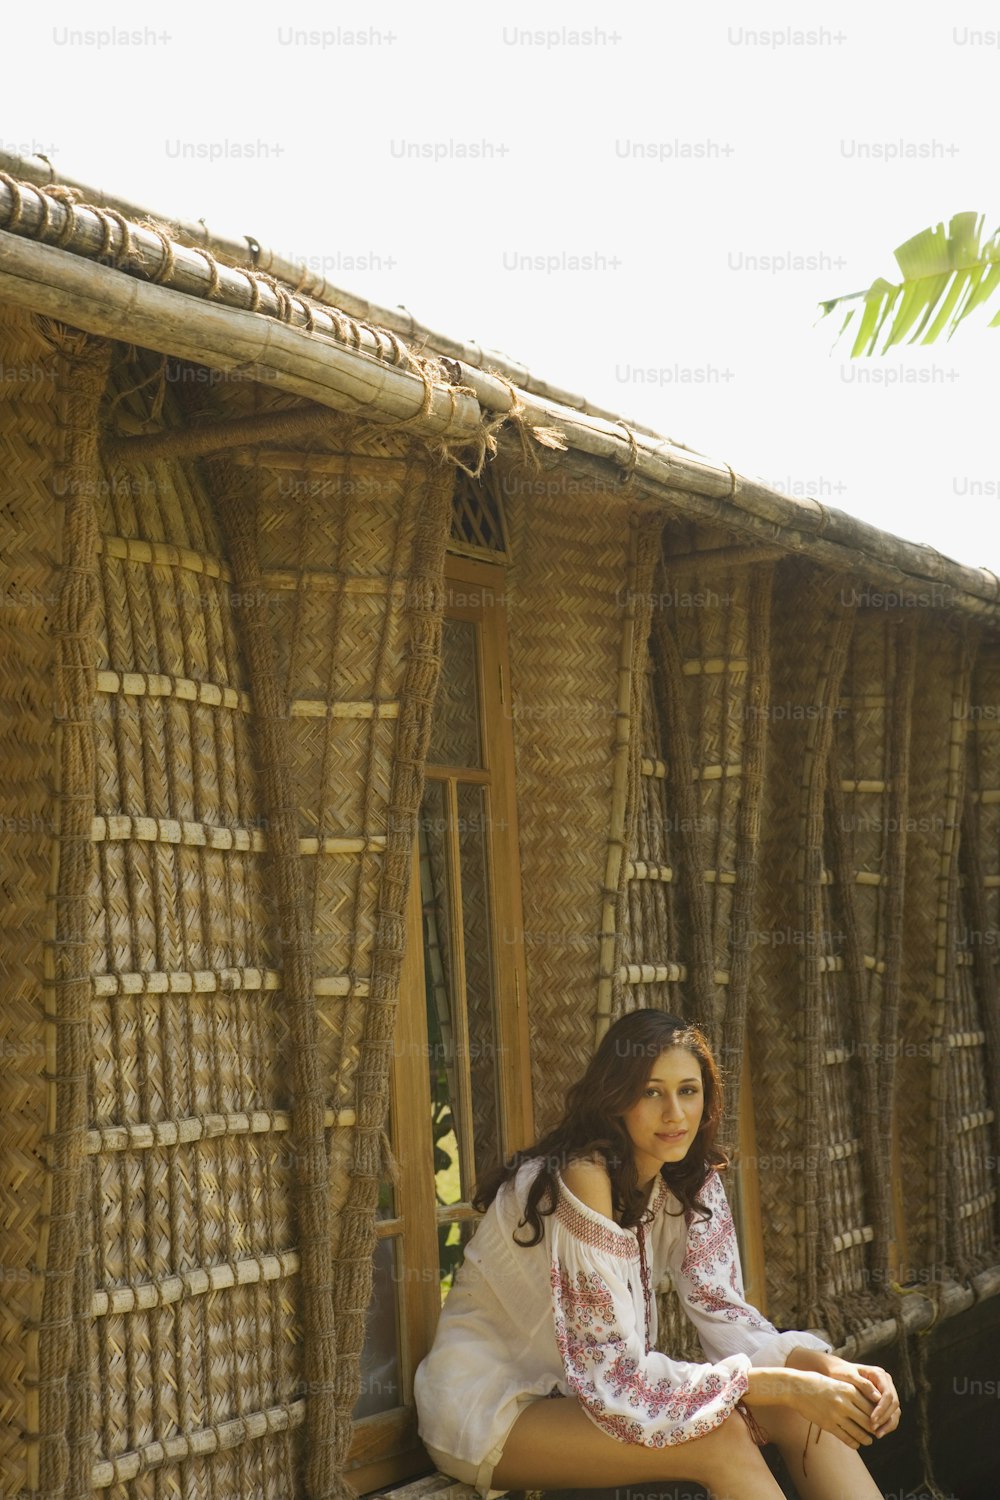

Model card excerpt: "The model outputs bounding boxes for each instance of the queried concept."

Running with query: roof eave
[0,160,996,623]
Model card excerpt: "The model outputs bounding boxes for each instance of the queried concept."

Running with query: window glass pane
[456,782,503,1186]
[377,1178,395,1220]
[427,617,482,768]
[377,1103,396,1219]
[353,1236,402,1418]
[420,778,506,1214]
[438,1218,477,1302]
[420,781,466,1207]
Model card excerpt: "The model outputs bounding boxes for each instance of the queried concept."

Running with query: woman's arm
[664,1172,902,1447]
[551,1163,754,1447]
[665,1171,833,1369]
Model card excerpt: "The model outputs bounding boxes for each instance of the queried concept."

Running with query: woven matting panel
[752,559,851,1329]
[0,303,62,1499]
[948,928,996,1270]
[259,462,416,1103]
[247,449,424,1113]
[82,355,301,1499]
[898,617,976,1284]
[2,339,453,1499]
[193,382,454,1488]
[620,660,687,1014]
[641,526,769,1044]
[611,521,775,1343]
[502,465,633,1131]
[818,610,914,1325]
[952,640,1000,1272]
[221,425,454,1486]
[969,645,1000,945]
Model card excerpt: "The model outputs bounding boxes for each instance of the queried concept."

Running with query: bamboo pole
[0,149,678,446]
[0,172,436,374]
[102,407,430,464]
[0,231,478,440]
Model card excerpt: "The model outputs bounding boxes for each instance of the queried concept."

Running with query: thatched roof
[1,148,998,625]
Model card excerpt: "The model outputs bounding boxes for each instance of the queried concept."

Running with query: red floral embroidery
[550,1264,618,1368]
[681,1172,771,1330]
[550,1261,748,1446]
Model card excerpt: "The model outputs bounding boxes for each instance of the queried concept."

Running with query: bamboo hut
[1,154,998,1500]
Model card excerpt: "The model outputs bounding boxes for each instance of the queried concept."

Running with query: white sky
[8,1,999,573]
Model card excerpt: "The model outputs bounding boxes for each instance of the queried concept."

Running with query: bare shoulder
[560,1156,615,1218]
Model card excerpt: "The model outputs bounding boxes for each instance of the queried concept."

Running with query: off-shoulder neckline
[549,1165,671,1252]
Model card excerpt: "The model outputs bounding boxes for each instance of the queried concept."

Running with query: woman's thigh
[491,1395,784,1495]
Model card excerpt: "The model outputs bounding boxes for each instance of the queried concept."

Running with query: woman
[414,1009,900,1500]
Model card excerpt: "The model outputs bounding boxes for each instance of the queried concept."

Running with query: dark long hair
[473,1009,727,1245]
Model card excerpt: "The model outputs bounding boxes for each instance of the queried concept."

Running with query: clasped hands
[784,1344,901,1448]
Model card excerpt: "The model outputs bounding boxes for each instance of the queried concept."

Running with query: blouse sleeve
[549,1178,751,1447]
[667,1169,832,1368]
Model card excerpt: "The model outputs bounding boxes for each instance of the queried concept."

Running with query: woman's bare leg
[744,1403,885,1500]
[491,1395,786,1499]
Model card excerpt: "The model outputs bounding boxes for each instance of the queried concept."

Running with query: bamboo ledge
[83,1106,356,1155]
[826,1263,1000,1361]
[92,1250,301,1316]
[91,1401,305,1489]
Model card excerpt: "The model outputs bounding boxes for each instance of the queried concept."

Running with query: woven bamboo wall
[0,302,63,1500]
[0,324,454,1500]
[617,518,775,1359]
[625,521,774,1130]
[84,353,304,1500]
[622,541,1000,1345]
[817,605,924,1338]
[900,616,988,1289]
[752,563,905,1334]
[961,642,1000,1271]
[500,465,635,1131]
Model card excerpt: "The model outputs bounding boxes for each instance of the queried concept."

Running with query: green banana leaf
[820,212,1000,354]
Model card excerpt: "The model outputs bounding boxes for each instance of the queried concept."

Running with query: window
[347,554,532,1494]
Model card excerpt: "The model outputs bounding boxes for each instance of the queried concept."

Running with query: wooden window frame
[347,554,532,1494]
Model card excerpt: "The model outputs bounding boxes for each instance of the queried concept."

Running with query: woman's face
[620,1045,705,1187]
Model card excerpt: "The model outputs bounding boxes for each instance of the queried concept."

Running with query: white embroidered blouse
[413,1157,831,1472]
